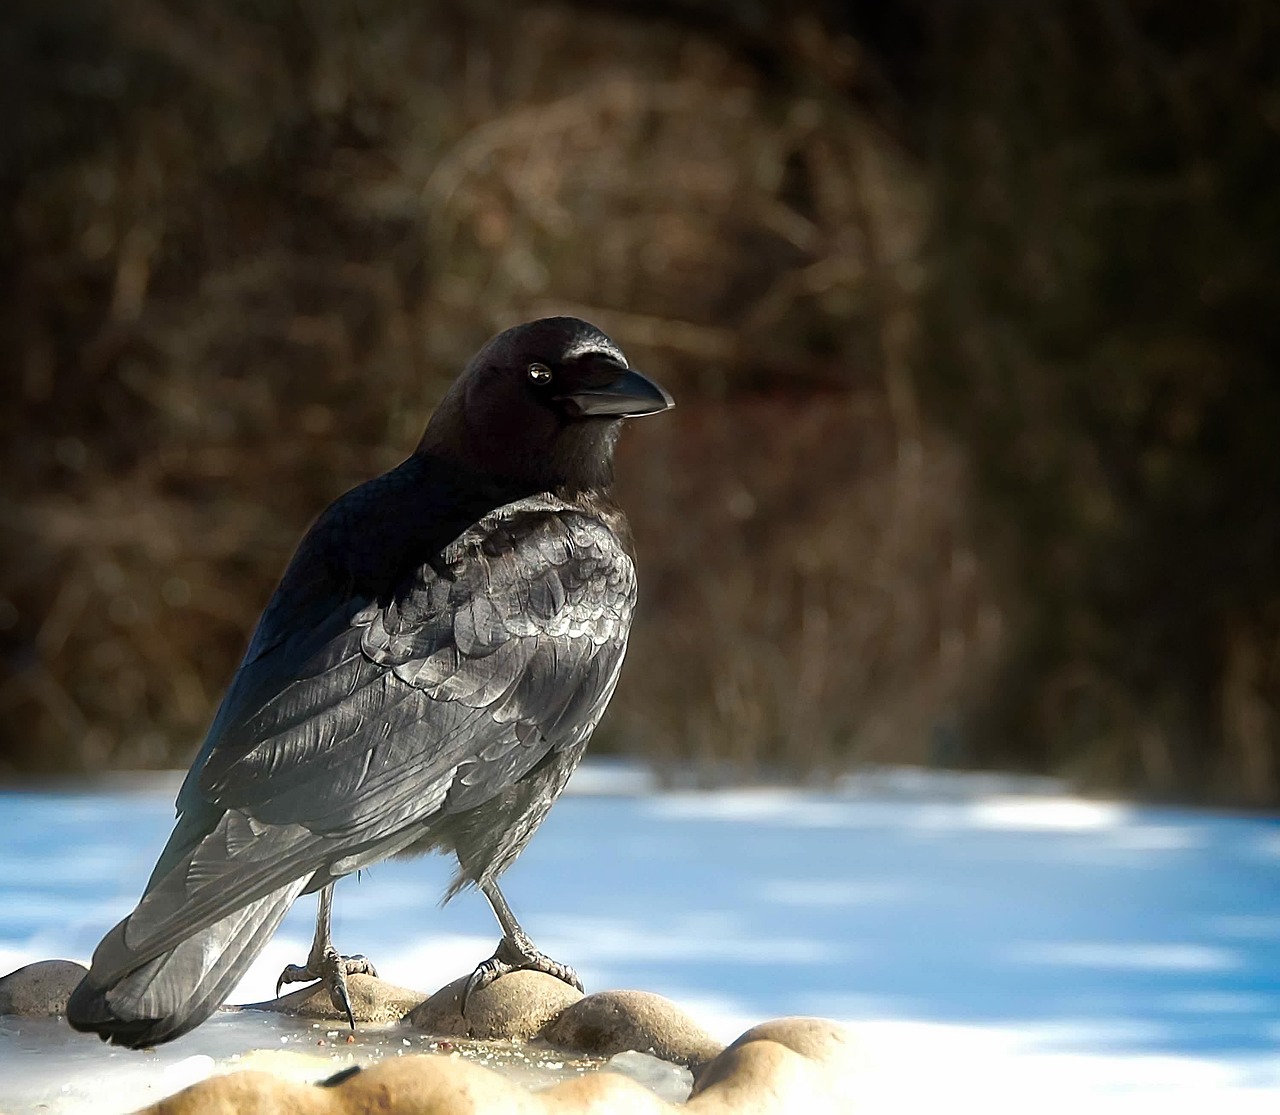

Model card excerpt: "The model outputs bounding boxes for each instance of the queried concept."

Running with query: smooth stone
[0,960,88,1017]
[542,989,724,1068]
[140,1054,666,1114]
[404,970,584,1041]
[690,1016,859,1114]
[240,973,426,1024]
[137,1015,859,1113]
[726,1016,858,1071]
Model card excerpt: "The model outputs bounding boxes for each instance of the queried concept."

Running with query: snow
[2,762,1279,1112]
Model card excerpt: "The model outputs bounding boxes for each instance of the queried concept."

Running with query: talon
[461,938,581,1016]
[328,965,356,1030]
[273,950,377,1029]
[275,963,311,998]
[460,957,507,1016]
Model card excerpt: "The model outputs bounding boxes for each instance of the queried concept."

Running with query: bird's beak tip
[561,367,675,419]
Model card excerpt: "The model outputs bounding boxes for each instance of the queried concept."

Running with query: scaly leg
[462,879,582,1013]
[275,883,377,1028]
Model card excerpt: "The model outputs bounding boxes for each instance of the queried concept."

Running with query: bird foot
[275,947,378,1029]
[461,935,582,1015]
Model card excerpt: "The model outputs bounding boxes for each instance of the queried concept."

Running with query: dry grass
[2,1,1000,779]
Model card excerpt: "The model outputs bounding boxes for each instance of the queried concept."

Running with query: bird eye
[527,362,553,385]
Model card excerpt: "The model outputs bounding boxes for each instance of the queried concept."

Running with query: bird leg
[462,880,583,1013]
[275,883,377,1029]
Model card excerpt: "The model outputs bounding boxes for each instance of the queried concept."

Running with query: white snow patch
[968,796,1127,831]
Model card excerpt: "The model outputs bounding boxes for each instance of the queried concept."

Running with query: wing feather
[135,498,635,949]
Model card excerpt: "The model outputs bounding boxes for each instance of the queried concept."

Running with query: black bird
[67,317,673,1048]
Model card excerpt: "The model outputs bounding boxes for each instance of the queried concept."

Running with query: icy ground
[1,762,1279,1113]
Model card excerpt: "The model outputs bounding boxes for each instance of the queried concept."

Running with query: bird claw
[274,963,312,998]
[274,948,378,1029]
[459,939,582,1016]
[460,956,508,1014]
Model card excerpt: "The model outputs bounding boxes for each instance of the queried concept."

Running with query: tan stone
[689,1017,858,1115]
[140,1053,666,1115]
[687,1038,829,1114]
[403,976,468,1037]
[720,1016,858,1074]
[542,989,723,1068]
[535,1071,673,1114]
[0,959,88,1016]
[404,970,583,1041]
[138,1016,859,1114]
[241,973,427,1024]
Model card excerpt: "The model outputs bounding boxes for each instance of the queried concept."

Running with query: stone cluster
[0,960,857,1114]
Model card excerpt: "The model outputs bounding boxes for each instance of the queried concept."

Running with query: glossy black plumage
[67,317,672,1047]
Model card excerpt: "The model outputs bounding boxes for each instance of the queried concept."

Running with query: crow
[67,317,673,1048]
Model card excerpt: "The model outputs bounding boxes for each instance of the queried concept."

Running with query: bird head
[418,317,673,496]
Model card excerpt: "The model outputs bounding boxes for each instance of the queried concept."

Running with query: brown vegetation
[923,3,1280,803]
[3,1,1276,803]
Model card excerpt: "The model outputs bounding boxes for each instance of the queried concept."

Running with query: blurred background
[2,0,1277,806]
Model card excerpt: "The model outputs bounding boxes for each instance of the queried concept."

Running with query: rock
[543,989,724,1068]
[405,970,583,1041]
[403,976,468,1036]
[689,1017,858,1115]
[141,1053,668,1114]
[724,1016,858,1073]
[241,973,426,1024]
[137,1016,859,1114]
[0,959,87,1016]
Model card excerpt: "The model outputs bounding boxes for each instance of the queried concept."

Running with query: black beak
[558,367,675,419]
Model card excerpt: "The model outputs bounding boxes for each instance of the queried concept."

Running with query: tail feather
[67,879,308,1048]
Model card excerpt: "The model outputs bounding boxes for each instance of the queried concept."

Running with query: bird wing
[202,501,635,828]
[116,499,634,970]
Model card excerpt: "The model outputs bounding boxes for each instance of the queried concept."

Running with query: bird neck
[540,420,618,498]
[417,398,619,502]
